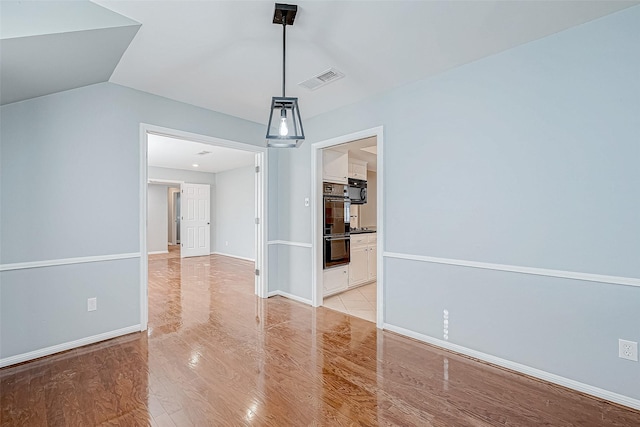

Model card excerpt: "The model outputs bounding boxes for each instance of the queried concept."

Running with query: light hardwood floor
[1,252,639,426]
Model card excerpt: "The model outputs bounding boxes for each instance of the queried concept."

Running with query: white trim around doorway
[310,126,384,329]
[139,124,269,332]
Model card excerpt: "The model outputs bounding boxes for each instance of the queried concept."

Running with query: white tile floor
[323,282,377,322]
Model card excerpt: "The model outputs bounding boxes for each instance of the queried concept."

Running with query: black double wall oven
[323,182,350,269]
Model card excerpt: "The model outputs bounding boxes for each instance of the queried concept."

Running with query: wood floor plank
[1,251,639,426]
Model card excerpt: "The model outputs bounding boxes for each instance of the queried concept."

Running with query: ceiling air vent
[196,150,212,155]
[298,68,345,91]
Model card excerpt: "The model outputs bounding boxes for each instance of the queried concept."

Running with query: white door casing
[180,183,211,258]
[254,155,262,296]
[168,188,180,245]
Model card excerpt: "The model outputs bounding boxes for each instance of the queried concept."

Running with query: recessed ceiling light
[192,163,199,168]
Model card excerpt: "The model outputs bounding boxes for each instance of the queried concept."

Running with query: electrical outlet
[87,297,97,312]
[619,339,638,362]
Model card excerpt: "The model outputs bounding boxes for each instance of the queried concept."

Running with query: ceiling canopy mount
[272,3,297,25]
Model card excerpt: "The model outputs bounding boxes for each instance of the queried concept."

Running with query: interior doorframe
[311,126,384,329]
[139,123,269,332]
[169,187,180,245]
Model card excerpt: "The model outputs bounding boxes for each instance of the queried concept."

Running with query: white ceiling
[92,0,637,124]
[147,134,255,174]
[0,1,140,105]
[1,1,637,123]
[333,136,378,171]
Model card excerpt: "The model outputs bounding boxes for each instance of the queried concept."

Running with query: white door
[368,245,377,280]
[180,183,210,258]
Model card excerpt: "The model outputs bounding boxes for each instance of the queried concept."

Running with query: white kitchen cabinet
[323,265,349,296]
[348,246,368,285]
[368,244,377,281]
[348,160,368,180]
[323,149,348,184]
[348,233,377,288]
[350,233,369,247]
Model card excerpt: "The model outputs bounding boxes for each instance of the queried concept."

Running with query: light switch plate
[88,297,97,312]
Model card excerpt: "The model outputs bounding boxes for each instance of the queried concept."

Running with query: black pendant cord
[282,22,286,98]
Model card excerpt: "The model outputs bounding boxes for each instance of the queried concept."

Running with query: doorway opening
[139,124,268,331]
[169,187,180,246]
[311,126,384,329]
[147,180,182,259]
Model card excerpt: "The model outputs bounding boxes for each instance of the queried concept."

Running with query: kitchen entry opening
[311,126,384,329]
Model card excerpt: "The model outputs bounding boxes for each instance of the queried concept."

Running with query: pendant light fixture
[266,3,305,148]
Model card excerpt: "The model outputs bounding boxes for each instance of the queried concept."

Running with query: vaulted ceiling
[2,0,637,125]
[0,1,140,105]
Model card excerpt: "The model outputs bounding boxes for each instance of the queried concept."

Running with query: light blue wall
[1,83,263,264]
[0,82,264,360]
[268,146,314,297]
[215,165,255,260]
[1,260,140,358]
[272,7,640,400]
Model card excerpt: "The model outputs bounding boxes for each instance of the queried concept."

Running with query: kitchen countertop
[350,228,376,234]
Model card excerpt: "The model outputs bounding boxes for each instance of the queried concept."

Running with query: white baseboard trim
[0,325,141,368]
[267,240,312,248]
[383,323,640,411]
[211,252,255,262]
[268,290,313,306]
[383,252,640,288]
[0,253,141,272]
[148,250,169,255]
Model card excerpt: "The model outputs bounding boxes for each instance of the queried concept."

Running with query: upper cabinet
[348,159,367,181]
[323,149,348,184]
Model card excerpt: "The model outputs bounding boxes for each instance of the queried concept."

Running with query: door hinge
[255,269,260,276]
[255,217,260,225]
[255,166,260,173]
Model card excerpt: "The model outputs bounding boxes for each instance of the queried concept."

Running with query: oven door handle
[324,197,348,203]
[325,236,350,241]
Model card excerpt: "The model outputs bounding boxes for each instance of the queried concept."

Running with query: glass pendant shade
[266,96,305,148]
[266,4,304,148]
